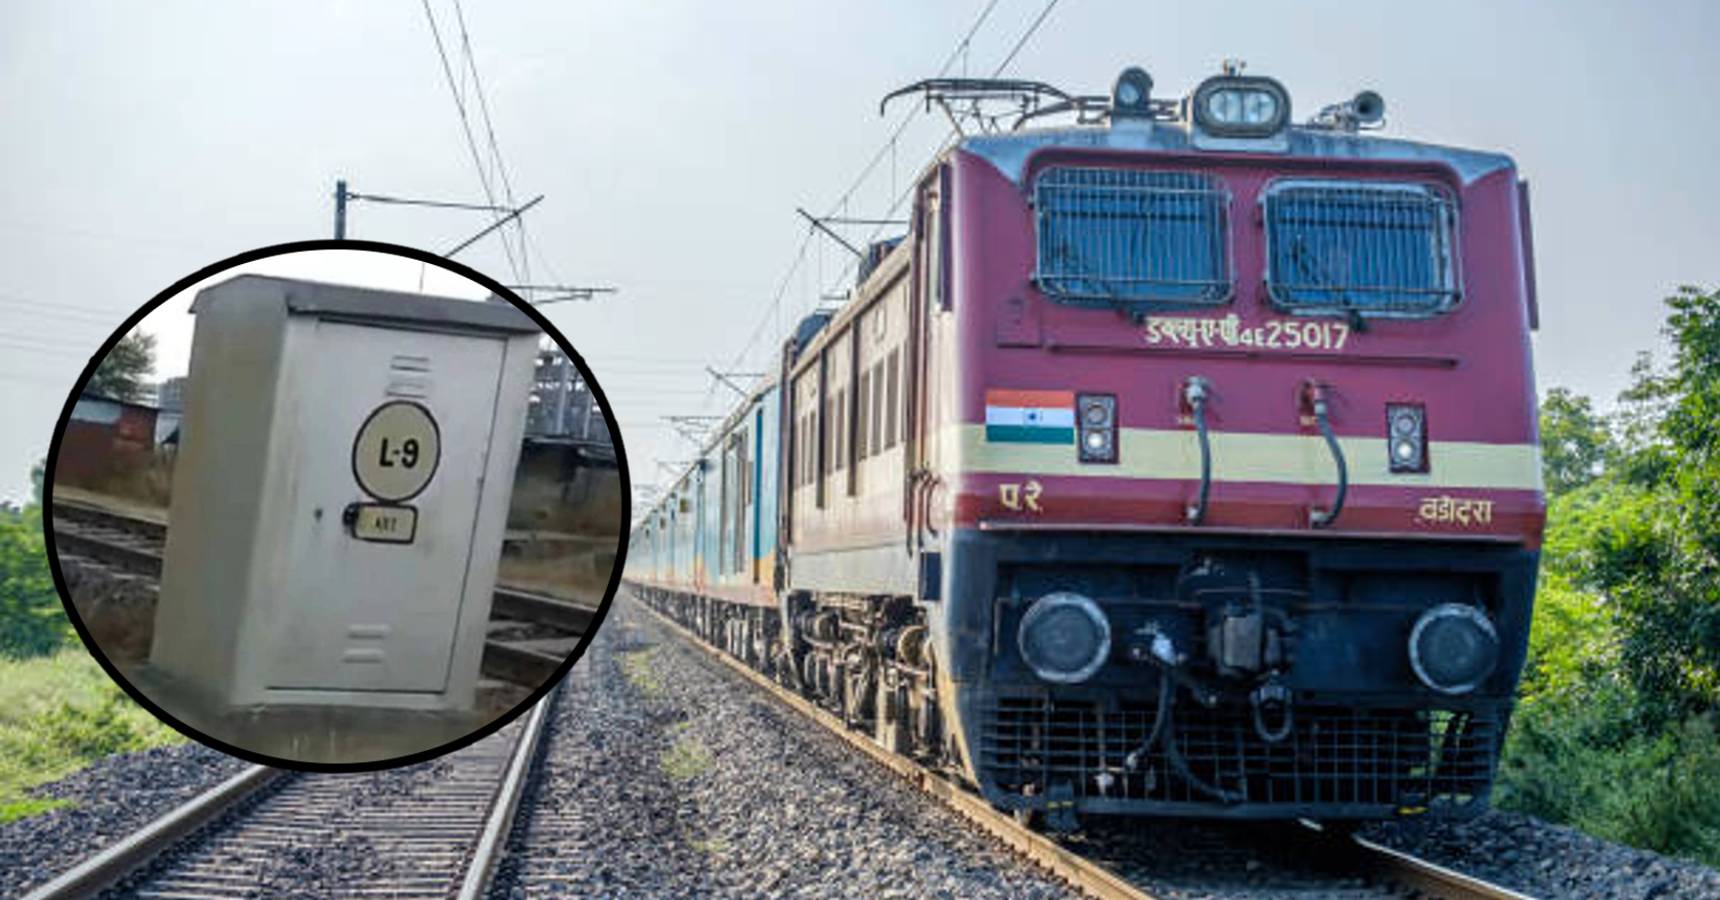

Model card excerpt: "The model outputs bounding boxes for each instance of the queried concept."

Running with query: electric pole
[334,179,349,239]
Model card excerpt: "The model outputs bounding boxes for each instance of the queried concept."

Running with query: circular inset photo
[42,240,628,769]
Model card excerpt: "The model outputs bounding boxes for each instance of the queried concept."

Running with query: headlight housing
[1018,592,1112,684]
[1408,603,1499,694]
[1191,75,1290,137]
[1077,393,1117,464]
[1387,403,1428,473]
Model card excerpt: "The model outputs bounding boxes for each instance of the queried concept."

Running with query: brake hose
[1309,392,1347,528]
[1123,675,1173,773]
[1163,704,1247,804]
[1123,651,1244,804]
[1185,378,1212,525]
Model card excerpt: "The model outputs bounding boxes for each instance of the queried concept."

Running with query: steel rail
[50,527,162,577]
[1345,832,1537,900]
[491,586,598,634]
[455,687,557,900]
[19,765,285,900]
[633,589,1536,900]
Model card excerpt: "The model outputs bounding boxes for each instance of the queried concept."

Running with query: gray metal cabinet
[151,275,540,713]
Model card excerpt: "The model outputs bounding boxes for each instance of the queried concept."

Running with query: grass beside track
[0,648,183,823]
[620,647,665,697]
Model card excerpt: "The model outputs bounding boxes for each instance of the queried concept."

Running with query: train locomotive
[626,64,1543,829]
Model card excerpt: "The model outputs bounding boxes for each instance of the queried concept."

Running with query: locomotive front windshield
[1033,167,1230,310]
[1264,180,1459,315]
[1032,169,1461,319]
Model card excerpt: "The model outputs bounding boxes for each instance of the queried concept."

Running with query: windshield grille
[1033,168,1230,309]
[1265,181,1458,315]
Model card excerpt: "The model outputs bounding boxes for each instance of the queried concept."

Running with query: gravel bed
[1364,809,1720,899]
[492,597,1077,898]
[0,741,248,896]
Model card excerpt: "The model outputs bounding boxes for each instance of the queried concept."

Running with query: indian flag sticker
[985,389,1075,444]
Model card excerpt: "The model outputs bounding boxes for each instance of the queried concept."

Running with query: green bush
[0,504,69,659]
[0,648,182,822]
[1500,683,1720,866]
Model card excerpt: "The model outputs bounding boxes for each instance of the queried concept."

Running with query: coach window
[869,360,884,457]
[729,433,747,574]
[830,390,842,481]
[718,439,731,570]
[824,396,835,475]
[857,369,871,461]
[885,348,900,449]
[801,411,814,488]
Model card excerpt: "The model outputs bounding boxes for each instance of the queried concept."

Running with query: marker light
[1018,592,1112,684]
[1191,75,1291,137]
[1077,393,1118,463]
[1386,403,1428,473]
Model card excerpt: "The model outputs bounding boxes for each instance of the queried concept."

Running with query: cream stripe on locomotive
[954,425,1543,491]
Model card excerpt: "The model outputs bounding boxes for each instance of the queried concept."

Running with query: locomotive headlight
[1408,604,1499,695]
[1191,75,1290,137]
[1386,403,1427,473]
[1077,393,1118,464]
[1018,592,1112,684]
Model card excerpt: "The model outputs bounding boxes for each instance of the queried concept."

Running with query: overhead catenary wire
[653,0,1064,495]
[713,0,1007,380]
[991,0,1062,79]
[417,0,523,283]
[803,0,1064,315]
[450,0,529,288]
[0,291,144,324]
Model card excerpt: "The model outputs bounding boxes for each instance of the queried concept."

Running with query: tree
[85,332,156,402]
[1539,387,1615,496]
[0,500,65,658]
[1573,286,1720,722]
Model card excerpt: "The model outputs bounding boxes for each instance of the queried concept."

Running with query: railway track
[47,498,596,689]
[629,588,1535,900]
[19,690,555,900]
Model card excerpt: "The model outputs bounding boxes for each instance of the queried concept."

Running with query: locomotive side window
[1263,180,1459,316]
[923,169,948,311]
[1032,167,1231,310]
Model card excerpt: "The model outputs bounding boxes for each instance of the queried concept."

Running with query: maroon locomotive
[628,64,1543,829]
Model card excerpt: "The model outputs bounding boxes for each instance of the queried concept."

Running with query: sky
[2,0,1717,504]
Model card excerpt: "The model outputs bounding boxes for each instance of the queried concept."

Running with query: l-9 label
[1143,314,1350,351]
[352,400,442,502]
